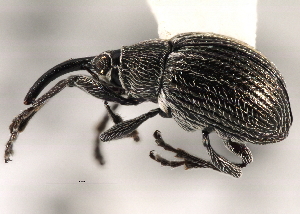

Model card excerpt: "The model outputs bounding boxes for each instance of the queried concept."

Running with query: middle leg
[98,108,161,143]
[94,102,140,164]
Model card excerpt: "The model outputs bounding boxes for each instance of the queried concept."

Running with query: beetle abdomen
[160,33,292,144]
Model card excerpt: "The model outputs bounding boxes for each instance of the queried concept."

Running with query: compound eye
[93,54,111,75]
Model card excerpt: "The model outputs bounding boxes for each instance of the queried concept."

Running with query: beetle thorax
[119,39,171,102]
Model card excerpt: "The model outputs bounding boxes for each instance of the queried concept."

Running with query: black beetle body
[5,32,292,178]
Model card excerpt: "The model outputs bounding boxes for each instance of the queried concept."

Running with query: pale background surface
[148,0,257,46]
[0,0,299,213]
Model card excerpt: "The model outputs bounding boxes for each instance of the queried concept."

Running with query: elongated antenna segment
[24,56,95,105]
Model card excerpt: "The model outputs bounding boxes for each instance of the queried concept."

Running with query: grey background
[0,0,299,213]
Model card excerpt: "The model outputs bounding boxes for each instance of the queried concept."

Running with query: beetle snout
[24,56,96,105]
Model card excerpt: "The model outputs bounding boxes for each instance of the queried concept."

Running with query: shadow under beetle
[4,32,292,178]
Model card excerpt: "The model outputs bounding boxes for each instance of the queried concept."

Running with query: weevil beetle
[4,32,292,178]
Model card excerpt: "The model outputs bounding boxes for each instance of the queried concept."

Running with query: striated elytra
[5,32,292,178]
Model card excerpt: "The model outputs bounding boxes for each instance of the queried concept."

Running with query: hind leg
[150,130,253,178]
[202,131,242,177]
[223,138,253,168]
[150,130,220,172]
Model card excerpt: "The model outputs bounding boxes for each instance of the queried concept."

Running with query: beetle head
[24,49,122,105]
[89,50,122,87]
[89,53,113,82]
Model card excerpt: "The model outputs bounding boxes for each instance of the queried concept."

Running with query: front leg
[5,107,37,162]
[4,75,143,163]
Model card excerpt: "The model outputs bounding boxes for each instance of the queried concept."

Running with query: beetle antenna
[24,56,96,105]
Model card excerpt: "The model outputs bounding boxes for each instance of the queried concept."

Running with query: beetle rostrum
[4,32,292,178]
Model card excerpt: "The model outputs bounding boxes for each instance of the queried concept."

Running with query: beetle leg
[5,106,37,162]
[96,103,120,135]
[95,105,161,167]
[150,131,245,177]
[103,101,140,141]
[94,102,140,164]
[223,139,253,168]
[149,151,186,168]
[98,108,160,142]
[5,77,76,162]
[94,102,119,165]
[202,131,242,178]
[4,75,143,163]
[150,130,220,171]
